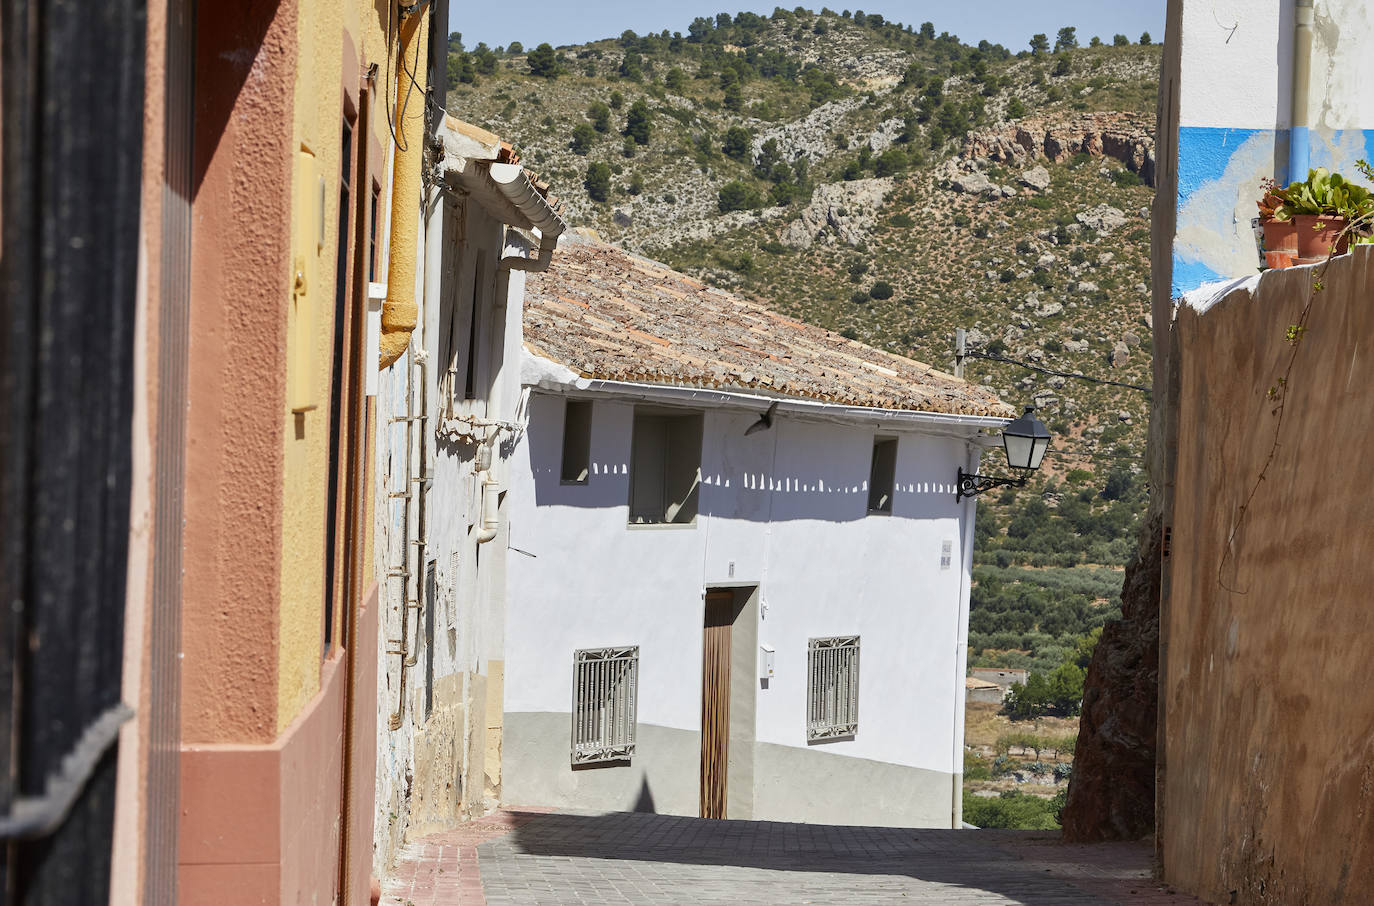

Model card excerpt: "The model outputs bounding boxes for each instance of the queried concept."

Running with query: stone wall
[1159,247,1374,905]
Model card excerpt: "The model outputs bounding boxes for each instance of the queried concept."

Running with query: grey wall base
[503,712,956,828]
[753,741,956,828]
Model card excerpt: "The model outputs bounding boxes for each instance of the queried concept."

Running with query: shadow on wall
[497,810,1099,903]
[531,460,961,523]
[525,413,963,524]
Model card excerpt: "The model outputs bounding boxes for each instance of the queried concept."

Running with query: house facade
[2,0,450,900]
[371,117,567,869]
[500,238,1014,828]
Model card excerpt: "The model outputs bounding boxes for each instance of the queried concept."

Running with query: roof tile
[523,236,1014,418]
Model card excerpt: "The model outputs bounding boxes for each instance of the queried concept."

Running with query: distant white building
[500,237,1014,828]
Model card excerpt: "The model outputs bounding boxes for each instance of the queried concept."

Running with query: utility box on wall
[759,644,775,680]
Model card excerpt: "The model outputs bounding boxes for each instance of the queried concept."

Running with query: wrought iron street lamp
[956,406,1051,501]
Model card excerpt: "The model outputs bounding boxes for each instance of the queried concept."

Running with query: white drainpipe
[1288,0,1314,184]
[951,442,983,827]
[475,477,500,544]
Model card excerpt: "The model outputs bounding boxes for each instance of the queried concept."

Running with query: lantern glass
[1001,406,1051,472]
[1002,432,1035,471]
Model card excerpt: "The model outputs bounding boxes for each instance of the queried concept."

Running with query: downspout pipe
[1288,0,1314,185]
[951,443,982,828]
[380,5,429,369]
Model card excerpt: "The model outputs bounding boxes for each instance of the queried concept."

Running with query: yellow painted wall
[278,0,398,731]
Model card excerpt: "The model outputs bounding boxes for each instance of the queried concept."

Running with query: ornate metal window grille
[572,646,639,763]
[808,636,860,740]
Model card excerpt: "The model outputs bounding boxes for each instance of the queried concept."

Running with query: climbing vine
[1218,159,1374,593]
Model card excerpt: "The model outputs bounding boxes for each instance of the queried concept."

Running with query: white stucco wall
[1167,0,1374,293]
[374,189,531,867]
[502,388,981,823]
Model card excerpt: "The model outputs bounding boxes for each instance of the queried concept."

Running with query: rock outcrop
[961,112,1156,186]
[1060,515,1160,842]
[780,176,894,249]
[1076,204,1130,233]
[1018,165,1052,190]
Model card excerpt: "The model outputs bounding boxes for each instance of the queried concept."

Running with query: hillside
[446,11,1160,675]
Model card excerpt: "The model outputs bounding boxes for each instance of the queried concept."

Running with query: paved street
[382,809,1208,905]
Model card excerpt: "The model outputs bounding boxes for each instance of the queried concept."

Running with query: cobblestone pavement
[383,809,1210,906]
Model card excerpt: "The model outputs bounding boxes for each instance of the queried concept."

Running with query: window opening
[463,257,483,400]
[560,399,593,483]
[807,636,860,740]
[572,646,639,763]
[628,410,702,524]
[867,437,897,514]
[368,181,380,282]
[323,114,354,656]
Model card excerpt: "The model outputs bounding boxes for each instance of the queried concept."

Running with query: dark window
[463,256,483,400]
[867,437,897,514]
[324,115,354,656]
[628,410,702,524]
[368,182,380,282]
[560,399,593,483]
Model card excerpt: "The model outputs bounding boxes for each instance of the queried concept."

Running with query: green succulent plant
[1273,167,1374,221]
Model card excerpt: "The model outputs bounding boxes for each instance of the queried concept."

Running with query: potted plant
[1270,167,1374,262]
[1256,177,1298,269]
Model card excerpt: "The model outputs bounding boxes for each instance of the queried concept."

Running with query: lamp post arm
[955,466,1029,502]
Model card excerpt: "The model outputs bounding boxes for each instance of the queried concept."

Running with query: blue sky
[453,1,1164,54]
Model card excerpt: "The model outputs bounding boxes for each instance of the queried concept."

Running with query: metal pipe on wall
[1288,0,1315,184]
[386,359,415,730]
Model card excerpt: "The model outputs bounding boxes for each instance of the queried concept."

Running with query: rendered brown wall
[183,0,296,745]
[1162,246,1374,905]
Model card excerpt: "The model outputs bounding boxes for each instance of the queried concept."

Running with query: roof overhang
[520,348,1011,442]
[437,116,567,239]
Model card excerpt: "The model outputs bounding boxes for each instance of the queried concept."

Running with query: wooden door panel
[700,592,733,819]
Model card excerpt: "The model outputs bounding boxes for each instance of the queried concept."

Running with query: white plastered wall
[502,389,978,822]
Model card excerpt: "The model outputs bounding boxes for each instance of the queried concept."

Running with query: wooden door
[700,591,734,819]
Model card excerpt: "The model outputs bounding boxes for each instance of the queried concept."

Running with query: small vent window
[867,437,897,514]
[572,646,639,764]
[560,399,593,484]
[807,636,860,740]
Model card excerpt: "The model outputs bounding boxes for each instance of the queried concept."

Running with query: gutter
[520,352,1012,437]
[490,163,565,272]
[446,158,567,273]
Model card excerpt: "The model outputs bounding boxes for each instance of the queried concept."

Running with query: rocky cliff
[962,112,1156,186]
[1060,513,1160,841]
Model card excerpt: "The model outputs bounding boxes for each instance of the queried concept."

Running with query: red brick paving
[381,808,554,906]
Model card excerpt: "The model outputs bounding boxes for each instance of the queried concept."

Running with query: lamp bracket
[956,466,1028,502]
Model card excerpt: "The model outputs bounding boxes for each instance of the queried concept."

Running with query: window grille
[572,646,639,763]
[807,636,860,740]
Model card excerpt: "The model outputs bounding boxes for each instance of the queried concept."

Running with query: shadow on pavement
[492,808,1179,905]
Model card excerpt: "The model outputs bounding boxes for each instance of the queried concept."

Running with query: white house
[372,116,566,866]
[500,236,1015,828]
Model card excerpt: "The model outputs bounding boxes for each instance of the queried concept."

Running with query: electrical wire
[383,0,422,153]
[1042,448,1145,464]
[962,350,1152,393]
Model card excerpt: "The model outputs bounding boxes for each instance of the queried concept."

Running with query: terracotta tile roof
[966,677,1003,690]
[522,236,1014,417]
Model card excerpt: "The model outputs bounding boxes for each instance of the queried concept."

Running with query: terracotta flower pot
[1261,217,1298,254]
[1293,214,1350,259]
